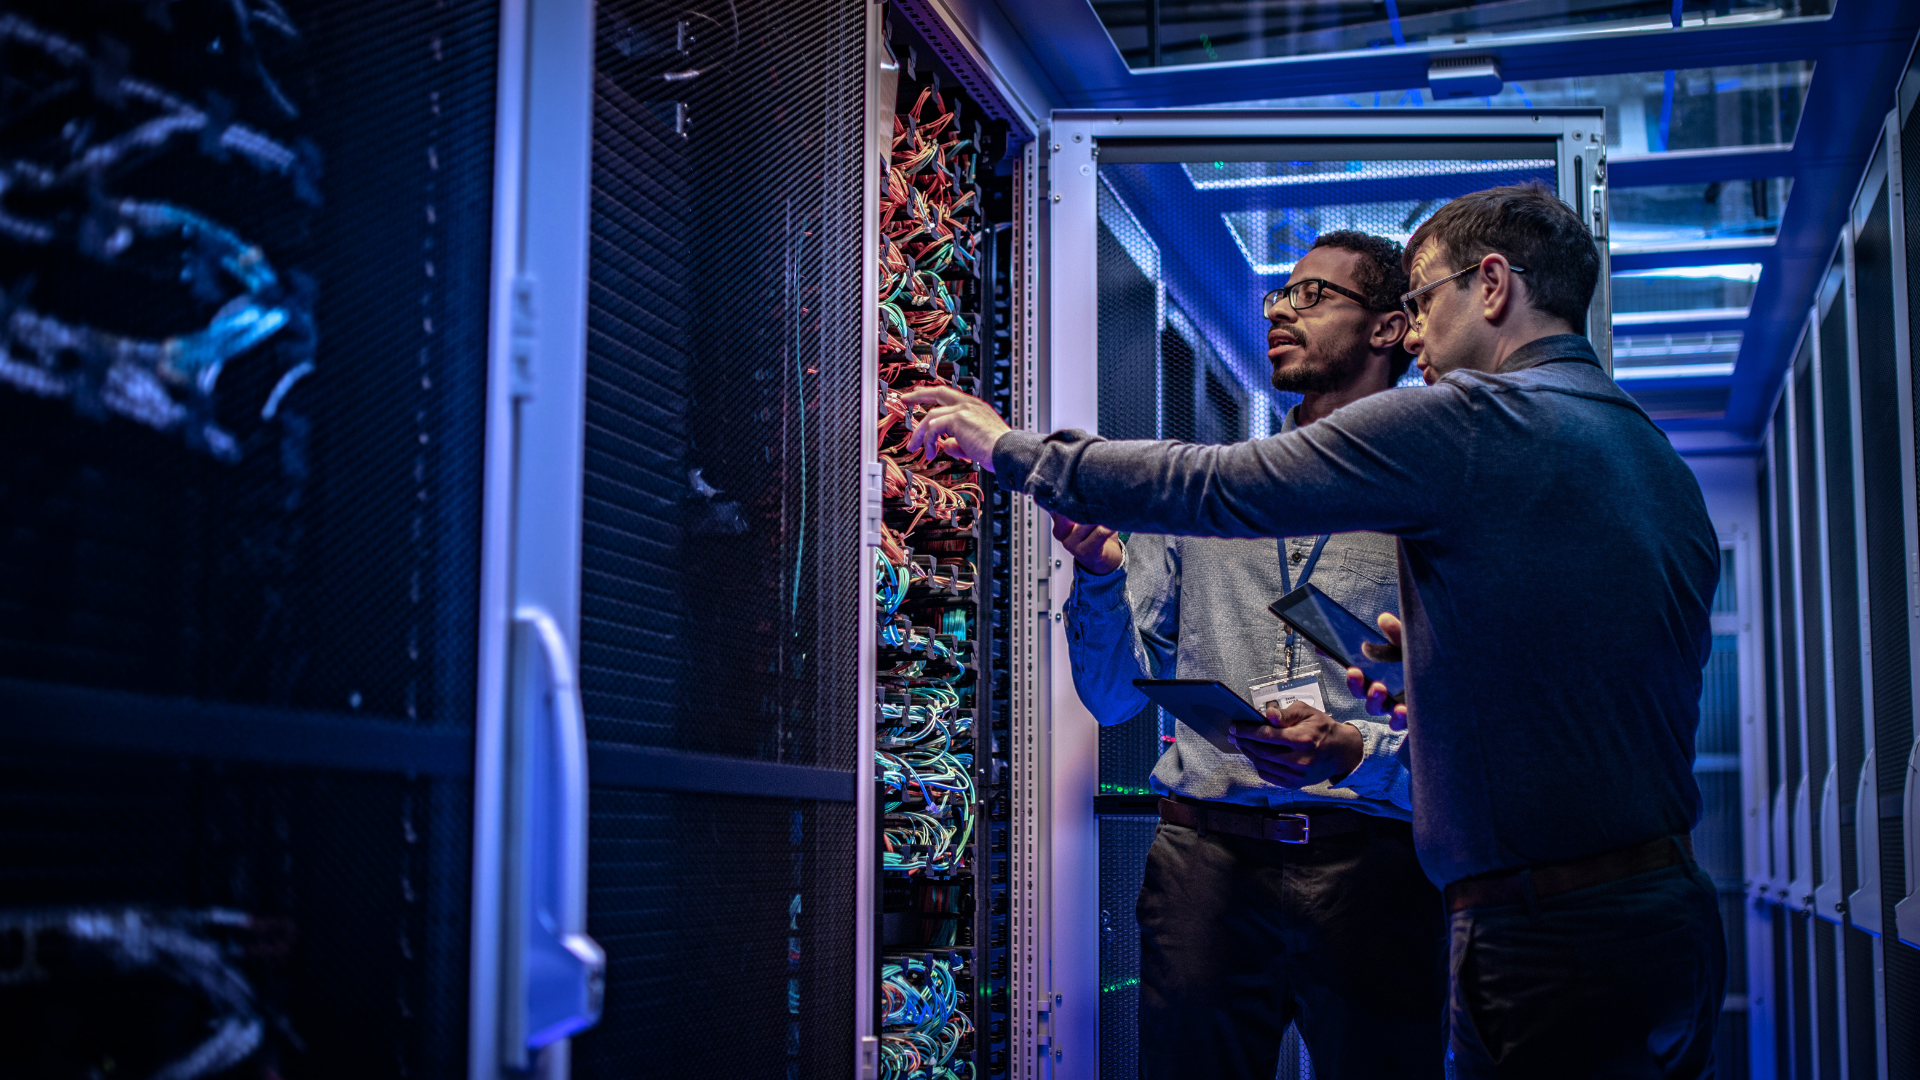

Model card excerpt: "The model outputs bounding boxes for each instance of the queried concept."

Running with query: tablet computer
[1267,583,1405,698]
[1132,679,1270,753]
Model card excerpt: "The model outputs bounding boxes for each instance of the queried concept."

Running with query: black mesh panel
[1772,403,1801,829]
[580,0,863,770]
[1792,360,1826,888]
[0,0,493,727]
[1886,98,1920,1077]
[1831,191,1882,908]
[1815,922,1839,1078]
[0,2,494,1075]
[1759,459,1779,794]
[574,791,855,1078]
[0,751,472,1077]
[573,2,863,1077]
[1098,816,1157,1080]
[1098,220,1160,442]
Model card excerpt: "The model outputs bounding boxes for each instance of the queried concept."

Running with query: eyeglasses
[1398,262,1527,317]
[1262,278,1380,317]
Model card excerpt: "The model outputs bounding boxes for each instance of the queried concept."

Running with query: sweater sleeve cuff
[1335,720,1406,802]
[992,429,1045,491]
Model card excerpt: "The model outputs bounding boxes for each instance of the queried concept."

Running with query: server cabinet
[1748,93,1920,1078]
[0,0,523,1076]
[548,1,871,1077]
[1045,108,1605,1080]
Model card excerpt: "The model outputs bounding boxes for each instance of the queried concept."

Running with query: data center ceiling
[969,0,1920,451]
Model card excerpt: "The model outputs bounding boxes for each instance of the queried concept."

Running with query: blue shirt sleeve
[1061,537,1180,726]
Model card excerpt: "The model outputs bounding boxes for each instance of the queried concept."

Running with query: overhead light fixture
[1428,56,1503,100]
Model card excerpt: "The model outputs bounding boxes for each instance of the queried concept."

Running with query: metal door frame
[472,0,598,1075]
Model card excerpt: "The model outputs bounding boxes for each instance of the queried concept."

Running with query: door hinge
[859,1034,879,1079]
[862,461,884,549]
[510,273,537,400]
[1037,990,1062,1062]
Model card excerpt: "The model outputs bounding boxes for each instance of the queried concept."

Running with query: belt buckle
[1267,813,1310,845]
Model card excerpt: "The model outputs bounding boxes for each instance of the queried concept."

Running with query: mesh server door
[560,2,868,1077]
[0,1,505,1076]
[1047,109,1604,1080]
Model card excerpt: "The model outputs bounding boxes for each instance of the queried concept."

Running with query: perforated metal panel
[0,751,473,1077]
[0,2,496,1074]
[574,791,855,1077]
[1773,402,1802,799]
[569,2,864,1076]
[1885,100,1920,1078]
[1759,461,1780,795]
[1096,816,1155,1080]
[0,0,494,726]
[579,0,864,771]
[1793,360,1828,837]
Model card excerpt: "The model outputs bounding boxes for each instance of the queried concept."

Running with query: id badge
[1249,671,1324,718]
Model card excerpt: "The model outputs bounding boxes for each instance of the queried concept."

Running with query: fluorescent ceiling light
[1613,307,1749,326]
[1613,263,1763,282]
[1613,363,1736,380]
[1185,158,1555,191]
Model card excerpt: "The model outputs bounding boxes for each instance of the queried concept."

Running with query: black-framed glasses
[1399,262,1527,317]
[1262,278,1379,317]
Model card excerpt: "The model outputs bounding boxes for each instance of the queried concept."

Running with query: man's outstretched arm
[900,385,1462,544]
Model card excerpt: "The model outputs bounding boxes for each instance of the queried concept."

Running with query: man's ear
[1477,254,1519,324]
[1372,309,1410,351]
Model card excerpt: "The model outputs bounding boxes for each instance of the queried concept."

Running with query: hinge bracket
[509,273,537,400]
[862,461,884,549]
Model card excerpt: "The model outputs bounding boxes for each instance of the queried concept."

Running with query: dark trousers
[1136,817,1448,1080]
[1448,857,1726,1078]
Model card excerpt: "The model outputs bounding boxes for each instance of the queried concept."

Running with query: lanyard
[1278,534,1330,678]
[1278,533,1330,595]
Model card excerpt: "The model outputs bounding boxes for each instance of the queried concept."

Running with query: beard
[1269,327,1367,394]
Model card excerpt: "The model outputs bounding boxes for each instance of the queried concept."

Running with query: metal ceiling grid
[977,0,1920,447]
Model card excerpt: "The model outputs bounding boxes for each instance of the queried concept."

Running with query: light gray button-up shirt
[1062,408,1412,818]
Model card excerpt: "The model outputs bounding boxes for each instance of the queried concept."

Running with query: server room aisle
[7,1,1920,1080]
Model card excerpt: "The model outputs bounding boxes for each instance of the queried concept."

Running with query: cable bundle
[880,955,976,1080]
[878,684,976,875]
[873,77,994,1078]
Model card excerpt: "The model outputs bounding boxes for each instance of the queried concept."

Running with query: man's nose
[1403,319,1424,354]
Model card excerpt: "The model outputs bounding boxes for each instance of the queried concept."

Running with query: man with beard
[1051,232,1444,1079]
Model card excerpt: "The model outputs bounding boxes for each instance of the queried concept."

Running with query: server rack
[0,0,607,1077]
[1748,63,1920,1075]
[862,7,1038,1078]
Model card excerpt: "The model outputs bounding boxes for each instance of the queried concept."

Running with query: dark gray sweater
[994,334,1718,887]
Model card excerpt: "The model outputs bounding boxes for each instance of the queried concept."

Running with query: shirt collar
[1495,333,1603,375]
[1281,404,1301,434]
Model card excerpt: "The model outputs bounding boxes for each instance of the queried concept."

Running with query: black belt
[1443,834,1693,913]
[1158,795,1381,845]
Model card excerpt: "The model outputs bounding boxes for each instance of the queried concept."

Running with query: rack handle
[514,607,605,1054]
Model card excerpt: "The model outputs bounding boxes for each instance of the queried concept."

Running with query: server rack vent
[1881,95,1920,1076]
[0,0,493,725]
[0,1,497,1073]
[572,1,865,1077]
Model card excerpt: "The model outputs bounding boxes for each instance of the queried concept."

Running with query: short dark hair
[1309,230,1414,381]
[1402,182,1599,330]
